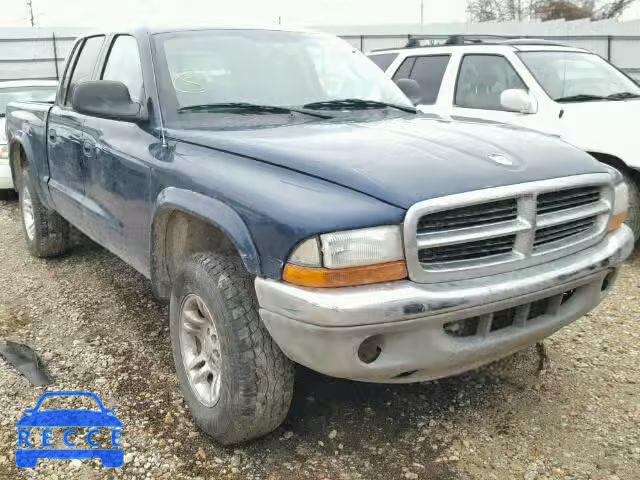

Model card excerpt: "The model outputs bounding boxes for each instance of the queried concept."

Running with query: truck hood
[173,115,607,209]
[558,99,640,158]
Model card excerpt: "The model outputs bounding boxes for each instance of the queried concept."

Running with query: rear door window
[407,55,451,105]
[57,42,81,104]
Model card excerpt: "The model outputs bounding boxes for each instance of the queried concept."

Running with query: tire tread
[174,252,294,444]
[18,168,69,258]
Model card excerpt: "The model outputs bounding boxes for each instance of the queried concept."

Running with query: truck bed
[4,101,54,198]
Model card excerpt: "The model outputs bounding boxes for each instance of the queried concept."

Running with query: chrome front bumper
[256,226,634,383]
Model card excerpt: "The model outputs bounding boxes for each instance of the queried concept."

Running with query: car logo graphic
[15,391,124,468]
[487,153,515,167]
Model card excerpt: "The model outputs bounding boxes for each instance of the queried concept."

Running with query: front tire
[619,168,640,241]
[17,168,70,257]
[170,252,294,444]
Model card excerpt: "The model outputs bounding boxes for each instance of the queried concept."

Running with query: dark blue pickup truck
[5,26,634,444]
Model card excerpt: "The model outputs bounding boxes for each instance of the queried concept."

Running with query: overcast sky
[1,0,639,28]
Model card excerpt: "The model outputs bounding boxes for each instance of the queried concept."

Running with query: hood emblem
[487,153,515,167]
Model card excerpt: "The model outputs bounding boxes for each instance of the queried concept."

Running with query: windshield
[0,86,56,115]
[154,29,413,127]
[518,51,640,102]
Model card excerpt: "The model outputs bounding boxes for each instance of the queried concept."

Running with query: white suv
[369,38,640,238]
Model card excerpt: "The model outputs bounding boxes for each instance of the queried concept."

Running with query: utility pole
[420,0,424,25]
[26,0,35,27]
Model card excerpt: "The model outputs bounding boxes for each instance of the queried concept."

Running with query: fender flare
[8,139,32,185]
[8,137,53,208]
[150,187,261,299]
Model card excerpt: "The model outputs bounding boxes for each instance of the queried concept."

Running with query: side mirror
[500,89,537,114]
[395,78,422,105]
[72,80,147,122]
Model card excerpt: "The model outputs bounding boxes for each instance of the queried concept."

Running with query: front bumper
[0,159,13,190]
[256,226,634,383]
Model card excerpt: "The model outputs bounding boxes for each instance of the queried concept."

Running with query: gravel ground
[0,196,638,480]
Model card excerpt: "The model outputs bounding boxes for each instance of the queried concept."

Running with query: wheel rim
[21,185,35,241]
[179,294,223,407]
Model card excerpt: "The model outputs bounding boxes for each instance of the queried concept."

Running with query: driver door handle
[48,129,57,143]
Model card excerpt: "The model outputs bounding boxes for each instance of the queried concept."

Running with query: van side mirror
[395,78,423,105]
[500,89,537,114]
[72,80,148,122]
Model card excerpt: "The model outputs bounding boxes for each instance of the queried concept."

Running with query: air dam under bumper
[256,226,634,383]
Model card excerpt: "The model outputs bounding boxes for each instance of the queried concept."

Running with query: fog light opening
[601,272,615,293]
[358,335,383,364]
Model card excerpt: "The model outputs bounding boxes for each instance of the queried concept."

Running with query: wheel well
[152,210,240,300]
[9,142,27,184]
[587,152,639,182]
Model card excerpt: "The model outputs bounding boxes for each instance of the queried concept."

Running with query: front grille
[404,174,614,283]
[417,199,517,233]
[443,287,577,338]
[534,216,597,248]
[419,235,515,265]
[537,186,601,214]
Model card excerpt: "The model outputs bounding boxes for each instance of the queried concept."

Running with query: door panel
[46,105,86,225]
[81,119,153,275]
[46,34,106,228]
[78,33,154,275]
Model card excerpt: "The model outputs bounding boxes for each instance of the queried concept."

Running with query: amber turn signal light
[283,260,408,288]
[608,211,628,233]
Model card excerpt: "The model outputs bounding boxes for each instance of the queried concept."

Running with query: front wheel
[170,252,294,444]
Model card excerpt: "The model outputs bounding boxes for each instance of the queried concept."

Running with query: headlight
[283,225,407,287]
[0,144,8,160]
[608,180,628,233]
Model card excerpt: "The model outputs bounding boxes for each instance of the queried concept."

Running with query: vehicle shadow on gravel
[242,352,539,478]
[284,352,534,439]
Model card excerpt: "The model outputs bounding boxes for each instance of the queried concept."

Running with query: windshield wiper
[177,102,332,119]
[302,98,417,113]
[555,94,607,103]
[606,91,640,100]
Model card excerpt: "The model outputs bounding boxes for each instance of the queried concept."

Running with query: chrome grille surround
[403,174,614,283]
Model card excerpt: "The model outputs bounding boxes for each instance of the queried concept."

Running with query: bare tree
[536,0,593,20]
[467,0,637,22]
[467,0,536,21]
[593,0,637,18]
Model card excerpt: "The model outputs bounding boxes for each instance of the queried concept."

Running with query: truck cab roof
[75,24,321,40]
